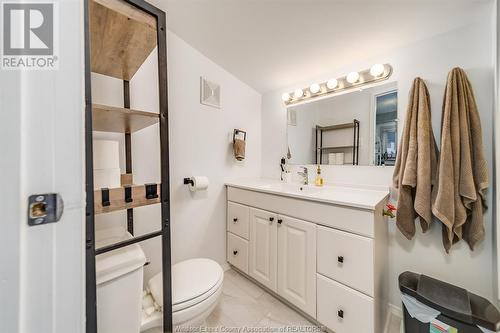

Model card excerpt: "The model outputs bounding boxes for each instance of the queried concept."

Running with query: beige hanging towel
[393,78,438,240]
[432,67,488,252]
[233,139,246,161]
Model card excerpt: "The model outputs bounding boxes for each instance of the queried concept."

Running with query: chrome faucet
[297,166,308,185]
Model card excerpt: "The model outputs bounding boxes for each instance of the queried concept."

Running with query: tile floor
[204,269,319,331]
[202,269,402,333]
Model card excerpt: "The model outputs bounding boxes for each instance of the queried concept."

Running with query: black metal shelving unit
[315,119,360,165]
[84,0,172,332]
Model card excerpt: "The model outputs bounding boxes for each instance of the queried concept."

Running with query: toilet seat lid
[148,258,223,308]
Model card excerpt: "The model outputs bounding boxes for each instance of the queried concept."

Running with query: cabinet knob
[233,218,238,223]
[337,309,344,318]
[338,256,344,264]
[233,250,238,256]
[277,219,283,224]
[269,217,274,222]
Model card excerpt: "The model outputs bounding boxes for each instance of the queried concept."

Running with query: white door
[249,208,277,291]
[277,215,317,317]
[0,2,85,332]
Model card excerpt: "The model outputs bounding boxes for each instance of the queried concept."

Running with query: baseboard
[221,262,231,271]
[388,303,403,319]
[383,303,403,333]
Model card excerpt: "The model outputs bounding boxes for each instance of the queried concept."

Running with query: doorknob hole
[30,202,47,218]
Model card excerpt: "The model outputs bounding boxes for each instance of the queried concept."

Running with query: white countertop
[225,179,390,210]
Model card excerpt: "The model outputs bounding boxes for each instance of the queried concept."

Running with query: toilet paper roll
[94,168,121,189]
[93,140,120,170]
[189,176,209,192]
[335,153,345,165]
[328,153,336,165]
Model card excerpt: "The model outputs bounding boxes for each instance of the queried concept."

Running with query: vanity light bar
[282,64,393,105]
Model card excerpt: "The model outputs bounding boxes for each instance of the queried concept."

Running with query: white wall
[166,30,262,267]
[262,17,495,308]
[92,30,262,283]
[0,1,86,332]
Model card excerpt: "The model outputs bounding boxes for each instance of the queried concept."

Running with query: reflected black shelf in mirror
[315,119,360,165]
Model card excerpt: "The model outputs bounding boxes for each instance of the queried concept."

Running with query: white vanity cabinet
[226,183,389,333]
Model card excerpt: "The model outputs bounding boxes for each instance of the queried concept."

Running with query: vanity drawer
[317,274,374,333]
[317,226,374,296]
[227,201,249,239]
[227,232,249,273]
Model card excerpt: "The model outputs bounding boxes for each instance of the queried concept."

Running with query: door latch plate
[28,193,64,226]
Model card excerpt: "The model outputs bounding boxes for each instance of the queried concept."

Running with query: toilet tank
[95,227,147,333]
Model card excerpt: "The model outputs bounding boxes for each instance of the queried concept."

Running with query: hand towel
[233,139,246,161]
[393,78,438,240]
[432,67,488,252]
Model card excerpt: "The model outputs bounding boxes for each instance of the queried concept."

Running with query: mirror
[287,82,398,166]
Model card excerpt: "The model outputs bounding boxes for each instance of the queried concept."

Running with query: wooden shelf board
[319,146,354,150]
[317,123,355,131]
[92,104,159,133]
[94,183,160,215]
[90,0,157,80]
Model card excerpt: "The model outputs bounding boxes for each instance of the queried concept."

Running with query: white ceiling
[151,0,493,93]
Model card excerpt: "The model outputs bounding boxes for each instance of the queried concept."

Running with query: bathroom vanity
[225,180,389,333]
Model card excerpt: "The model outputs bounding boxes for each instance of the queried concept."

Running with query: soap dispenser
[315,165,324,186]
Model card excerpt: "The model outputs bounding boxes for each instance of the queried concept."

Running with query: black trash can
[399,272,500,333]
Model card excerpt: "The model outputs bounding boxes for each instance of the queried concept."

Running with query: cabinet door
[249,208,277,291]
[277,215,317,317]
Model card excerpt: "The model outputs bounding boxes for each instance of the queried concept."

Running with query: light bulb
[346,72,360,84]
[370,64,385,77]
[309,83,320,94]
[282,92,291,102]
[326,78,338,89]
[293,89,304,99]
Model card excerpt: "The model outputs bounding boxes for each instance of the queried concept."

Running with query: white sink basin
[257,183,322,195]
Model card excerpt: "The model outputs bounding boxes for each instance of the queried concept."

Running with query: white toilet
[141,258,224,332]
[95,228,224,333]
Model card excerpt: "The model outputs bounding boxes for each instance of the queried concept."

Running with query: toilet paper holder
[183,176,209,192]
